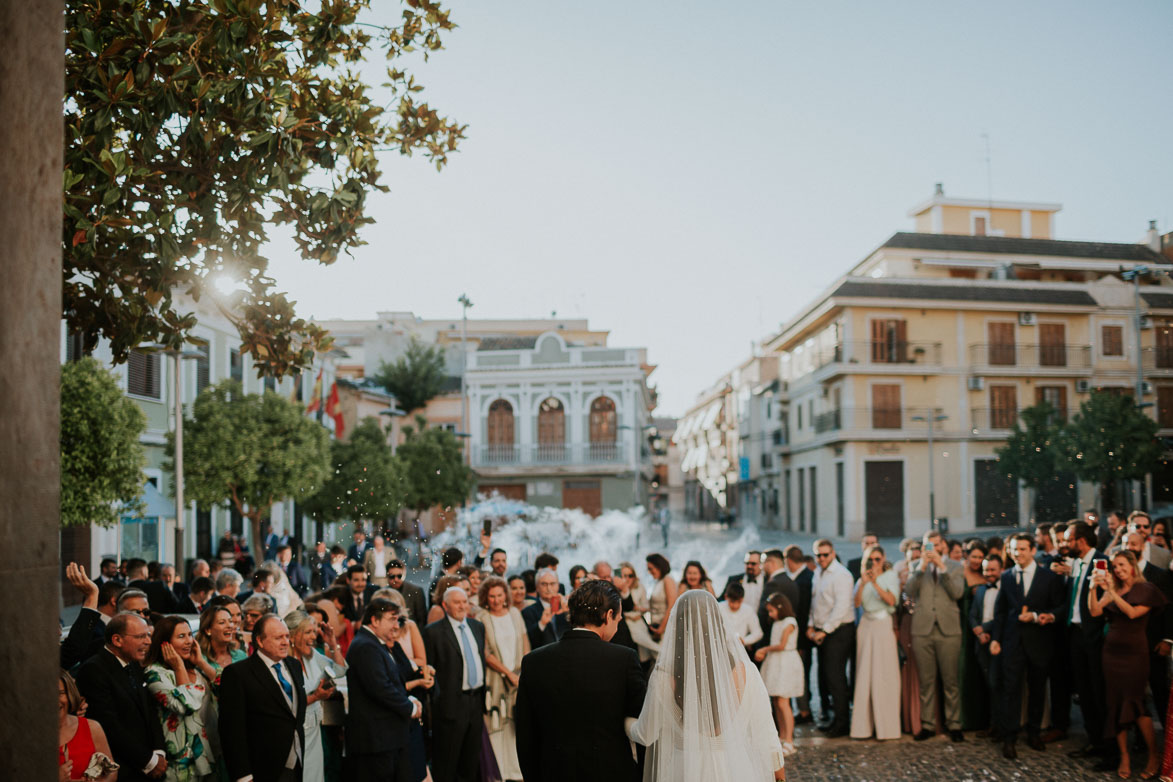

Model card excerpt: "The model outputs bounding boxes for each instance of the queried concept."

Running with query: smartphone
[319,674,335,691]
[550,594,561,613]
[482,518,492,536]
[1094,560,1108,573]
[925,541,935,553]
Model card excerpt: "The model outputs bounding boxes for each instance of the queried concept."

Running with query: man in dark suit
[423,584,487,782]
[346,598,423,782]
[275,544,310,597]
[94,557,123,588]
[968,553,1004,739]
[719,549,764,612]
[320,545,347,589]
[74,613,167,780]
[387,559,427,628]
[782,544,815,721]
[515,579,646,782]
[757,548,799,651]
[989,533,1064,760]
[219,614,308,782]
[342,565,370,622]
[521,567,571,649]
[1061,521,1112,762]
[307,541,330,592]
[847,531,879,581]
[348,528,372,564]
[125,558,179,614]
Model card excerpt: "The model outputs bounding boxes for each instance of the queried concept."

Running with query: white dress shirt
[1069,548,1097,625]
[981,582,999,624]
[741,575,764,614]
[447,616,485,691]
[1014,560,1037,596]
[373,548,387,578]
[809,559,855,635]
[719,600,764,646]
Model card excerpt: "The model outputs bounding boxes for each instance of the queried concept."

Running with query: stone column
[0,0,65,776]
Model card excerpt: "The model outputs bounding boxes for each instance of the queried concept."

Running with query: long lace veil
[629,590,783,781]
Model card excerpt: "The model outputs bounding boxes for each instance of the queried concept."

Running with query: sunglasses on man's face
[816,552,833,559]
[388,572,405,579]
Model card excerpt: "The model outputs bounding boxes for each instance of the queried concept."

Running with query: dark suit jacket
[74,649,165,782]
[758,570,800,647]
[515,629,646,782]
[128,578,179,614]
[60,607,107,670]
[279,562,310,597]
[1143,562,1173,649]
[349,541,372,563]
[422,616,487,718]
[218,653,306,782]
[791,567,814,649]
[847,556,863,581]
[399,581,428,629]
[345,628,415,755]
[1065,551,1109,641]
[521,600,571,649]
[320,561,344,589]
[992,565,1064,667]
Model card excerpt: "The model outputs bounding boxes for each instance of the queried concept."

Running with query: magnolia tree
[63,0,464,376]
[169,380,330,553]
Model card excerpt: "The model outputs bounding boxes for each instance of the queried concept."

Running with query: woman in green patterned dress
[144,616,217,781]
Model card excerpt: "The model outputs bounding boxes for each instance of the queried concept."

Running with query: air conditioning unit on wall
[1141,316,1154,330]
[967,377,985,391]
[1018,312,1037,326]
[1075,379,1091,393]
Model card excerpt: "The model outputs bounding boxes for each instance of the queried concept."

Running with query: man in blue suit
[346,598,422,782]
[989,533,1064,760]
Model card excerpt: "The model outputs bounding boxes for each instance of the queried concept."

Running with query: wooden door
[1158,325,1173,369]
[1158,386,1173,428]
[988,322,1016,365]
[562,480,602,517]
[990,385,1017,429]
[864,462,904,537]
[871,384,902,429]
[1039,323,1066,366]
[870,319,908,363]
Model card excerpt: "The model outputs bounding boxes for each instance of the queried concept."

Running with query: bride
[626,589,785,781]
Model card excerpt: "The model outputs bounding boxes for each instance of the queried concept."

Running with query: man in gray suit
[906,529,966,742]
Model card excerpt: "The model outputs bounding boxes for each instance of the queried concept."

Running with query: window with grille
[65,332,86,363]
[589,397,617,442]
[1159,387,1173,428]
[127,350,161,398]
[192,340,210,393]
[537,397,565,460]
[988,322,1016,366]
[990,385,1017,429]
[230,349,243,382]
[1102,325,1124,357]
[487,399,515,462]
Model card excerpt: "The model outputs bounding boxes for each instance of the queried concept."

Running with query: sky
[267,0,1173,417]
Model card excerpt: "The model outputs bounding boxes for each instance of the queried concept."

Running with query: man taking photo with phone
[522,568,571,649]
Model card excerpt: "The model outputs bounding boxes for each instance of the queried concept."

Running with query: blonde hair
[619,561,642,590]
[863,545,892,573]
[1110,550,1146,590]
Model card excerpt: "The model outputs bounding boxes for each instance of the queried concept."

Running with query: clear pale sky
[267,0,1173,417]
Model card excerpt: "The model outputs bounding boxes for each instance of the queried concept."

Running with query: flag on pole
[306,369,323,414]
[325,381,345,438]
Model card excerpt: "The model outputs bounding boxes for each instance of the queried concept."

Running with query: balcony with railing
[806,407,958,435]
[814,340,943,372]
[1142,347,1173,372]
[473,441,630,468]
[969,343,1092,371]
[969,406,1069,434]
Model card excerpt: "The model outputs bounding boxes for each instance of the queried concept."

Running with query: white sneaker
[782,742,796,756]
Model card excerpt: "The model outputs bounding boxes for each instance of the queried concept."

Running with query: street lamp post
[161,346,206,564]
[458,294,473,462]
[912,410,948,528]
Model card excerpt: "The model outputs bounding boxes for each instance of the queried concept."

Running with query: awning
[134,481,175,520]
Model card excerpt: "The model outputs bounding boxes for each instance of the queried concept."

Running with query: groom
[515,579,646,782]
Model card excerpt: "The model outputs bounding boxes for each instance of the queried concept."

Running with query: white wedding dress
[627,590,784,782]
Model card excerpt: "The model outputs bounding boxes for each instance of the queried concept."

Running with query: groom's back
[515,629,646,782]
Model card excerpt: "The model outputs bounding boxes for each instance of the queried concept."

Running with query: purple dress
[1102,581,1167,737]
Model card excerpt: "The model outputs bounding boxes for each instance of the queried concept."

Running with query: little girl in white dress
[754,592,803,756]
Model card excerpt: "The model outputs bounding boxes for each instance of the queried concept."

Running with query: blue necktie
[459,623,480,689]
[273,662,293,702]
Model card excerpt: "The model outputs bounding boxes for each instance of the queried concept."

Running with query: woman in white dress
[286,609,348,782]
[477,576,530,781]
[626,590,785,782]
[849,545,901,741]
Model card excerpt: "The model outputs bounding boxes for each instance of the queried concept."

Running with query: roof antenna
[981,132,993,208]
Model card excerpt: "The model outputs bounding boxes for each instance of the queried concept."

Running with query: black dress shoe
[1003,741,1018,760]
[913,728,935,741]
[1026,734,1045,752]
[949,730,965,743]
[987,730,1005,743]
[795,713,814,725]
[1067,744,1097,758]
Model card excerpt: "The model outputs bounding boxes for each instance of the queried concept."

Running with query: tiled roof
[477,336,538,351]
[833,279,1097,306]
[882,232,1166,263]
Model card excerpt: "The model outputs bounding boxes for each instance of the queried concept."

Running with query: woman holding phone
[286,609,348,782]
[850,545,901,740]
[1090,550,1166,780]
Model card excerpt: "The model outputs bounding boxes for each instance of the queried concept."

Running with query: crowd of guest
[59,507,1173,780]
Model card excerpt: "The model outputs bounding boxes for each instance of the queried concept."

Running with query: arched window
[486,399,515,463]
[537,397,565,461]
[589,396,617,461]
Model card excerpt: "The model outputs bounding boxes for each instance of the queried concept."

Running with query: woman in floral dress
[144,615,220,781]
